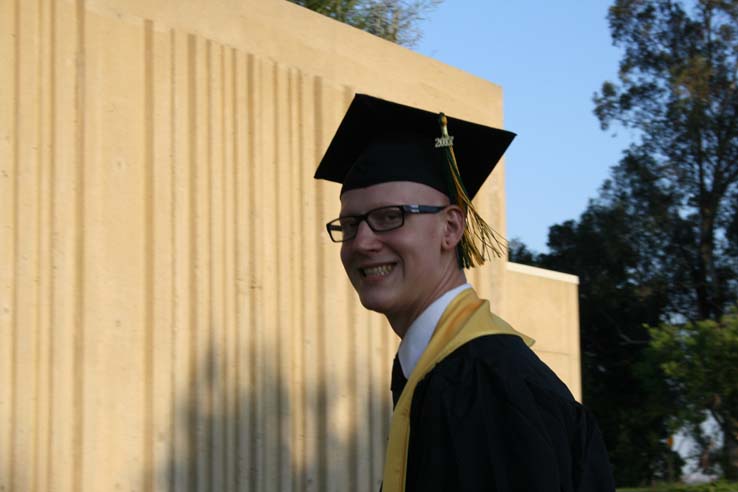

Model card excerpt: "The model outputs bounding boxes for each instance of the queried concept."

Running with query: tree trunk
[697,195,720,320]
[721,422,738,480]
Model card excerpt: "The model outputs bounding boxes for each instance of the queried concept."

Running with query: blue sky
[415,0,634,252]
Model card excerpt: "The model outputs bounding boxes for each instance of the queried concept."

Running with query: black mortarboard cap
[313,94,516,199]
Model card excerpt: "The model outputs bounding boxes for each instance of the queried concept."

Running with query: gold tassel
[437,113,507,268]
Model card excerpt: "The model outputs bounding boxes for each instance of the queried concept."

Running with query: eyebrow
[338,202,395,217]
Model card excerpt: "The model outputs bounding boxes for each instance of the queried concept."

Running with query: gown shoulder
[405,334,615,492]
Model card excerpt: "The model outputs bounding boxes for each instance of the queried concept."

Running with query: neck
[387,269,467,339]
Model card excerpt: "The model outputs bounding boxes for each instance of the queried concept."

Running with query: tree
[287,0,443,47]
[511,1,738,483]
[645,311,738,479]
[594,0,738,321]
[592,1,738,478]
[532,184,681,486]
[507,237,538,264]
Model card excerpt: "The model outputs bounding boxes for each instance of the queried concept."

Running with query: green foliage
[495,2,738,483]
[525,0,738,483]
[619,481,738,492]
[521,138,738,484]
[528,193,681,486]
[644,312,738,479]
[287,0,443,46]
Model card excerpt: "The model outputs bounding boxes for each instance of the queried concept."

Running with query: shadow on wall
[0,459,21,492]
[145,344,375,492]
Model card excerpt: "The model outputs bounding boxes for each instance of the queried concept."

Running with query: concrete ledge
[506,261,580,285]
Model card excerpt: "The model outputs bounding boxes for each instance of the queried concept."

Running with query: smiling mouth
[360,263,395,278]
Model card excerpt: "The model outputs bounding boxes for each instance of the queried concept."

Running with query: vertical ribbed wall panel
[1,1,409,490]
[0,0,586,490]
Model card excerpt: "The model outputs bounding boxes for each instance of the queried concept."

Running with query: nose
[352,220,381,252]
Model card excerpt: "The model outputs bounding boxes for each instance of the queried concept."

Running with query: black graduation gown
[399,334,615,492]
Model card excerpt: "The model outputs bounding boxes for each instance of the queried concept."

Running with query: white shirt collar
[397,283,472,378]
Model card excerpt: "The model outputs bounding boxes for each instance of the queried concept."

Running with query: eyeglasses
[326,204,448,243]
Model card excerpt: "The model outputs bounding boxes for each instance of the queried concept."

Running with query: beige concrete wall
[501,262,582,401]
[0,0,579,490]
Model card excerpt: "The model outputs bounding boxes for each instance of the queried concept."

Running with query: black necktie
[390,355,408,408]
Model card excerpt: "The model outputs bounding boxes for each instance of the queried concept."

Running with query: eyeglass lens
[330,206,405,242]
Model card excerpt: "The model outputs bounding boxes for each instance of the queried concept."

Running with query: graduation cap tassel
[437,113,506,268]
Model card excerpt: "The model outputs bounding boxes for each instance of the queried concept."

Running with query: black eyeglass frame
[326,204,449,243]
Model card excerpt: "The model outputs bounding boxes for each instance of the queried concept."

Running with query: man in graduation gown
[314,94,615,492]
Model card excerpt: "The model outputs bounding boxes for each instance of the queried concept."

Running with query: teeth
[362,264,394,277]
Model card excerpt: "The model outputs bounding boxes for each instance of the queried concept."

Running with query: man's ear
[441,205,466,251]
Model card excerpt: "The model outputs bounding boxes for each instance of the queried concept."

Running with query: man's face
[339,181,451,322]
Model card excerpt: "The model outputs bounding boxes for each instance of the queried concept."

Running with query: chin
[357,291,396,315]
